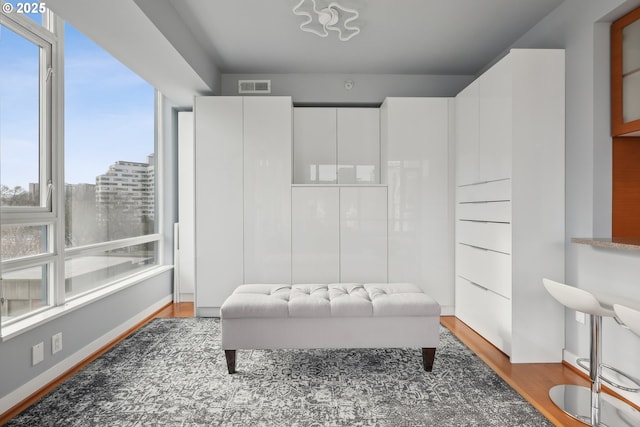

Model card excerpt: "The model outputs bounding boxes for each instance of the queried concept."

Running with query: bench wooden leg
[225,350,236,374]
[422,347,436,372]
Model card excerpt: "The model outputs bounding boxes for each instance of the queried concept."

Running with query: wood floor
[2,302,637,426]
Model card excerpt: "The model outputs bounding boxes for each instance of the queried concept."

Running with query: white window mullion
[52,13,65,307]
[64,234,161,258]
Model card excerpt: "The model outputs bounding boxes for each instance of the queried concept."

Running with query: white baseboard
[196,306,220,317]
[441,305,454,316]
[178,293,194,302]
[0,294,173,416]
[563,349,640,407]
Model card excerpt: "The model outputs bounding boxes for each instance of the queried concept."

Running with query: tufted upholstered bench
[220,283,441,374]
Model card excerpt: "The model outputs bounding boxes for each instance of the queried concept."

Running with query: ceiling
[163,0,564,75]
[44,0,565,105]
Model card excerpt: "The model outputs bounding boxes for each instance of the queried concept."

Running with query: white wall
[221,73,473,104]
[511,0,640,405]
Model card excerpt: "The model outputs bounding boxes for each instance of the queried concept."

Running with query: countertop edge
[571,237,640,251]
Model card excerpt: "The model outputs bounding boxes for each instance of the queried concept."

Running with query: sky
[0,7,155,188]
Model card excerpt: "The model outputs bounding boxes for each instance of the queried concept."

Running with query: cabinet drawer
[457,179,511,202]
[455,275,512,355]
[457,243,511,298]
[457,201,511,223]
[457,220,511,254]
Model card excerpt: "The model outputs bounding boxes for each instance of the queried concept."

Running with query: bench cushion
[221,283,441,319]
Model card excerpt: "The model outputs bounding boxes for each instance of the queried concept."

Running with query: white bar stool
[614,304,640,337]
[543,278,640,426]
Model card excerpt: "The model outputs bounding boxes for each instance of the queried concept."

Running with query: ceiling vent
[238,80,271,94]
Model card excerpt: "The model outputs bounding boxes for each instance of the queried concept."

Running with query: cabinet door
[455,81,480,186]
[457,243,511,298]
[293,108,337,184]
[337,108,380,184]
[292,187,340,283]
[383,98,453,307]
[194,97,244,312]
[455,275,512,355]
[244,97,292,284]
[340,187,387,282]
[479,55,512,182]
[177,112,195,299]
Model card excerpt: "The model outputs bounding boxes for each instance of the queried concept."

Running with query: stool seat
[614,304,640,337]
[592,291,640,314]
[543,279,613,317]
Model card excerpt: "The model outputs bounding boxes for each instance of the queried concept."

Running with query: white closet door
[337,108,380,184]
[340,187,387,282]
[293,108,337,184]
[243,97,292,284]
[479,55,512,182]
[292,187,340,283]
[177,111,195,300]
[194,97,244,313]
[383,97,453,308]
[455,80,480,186]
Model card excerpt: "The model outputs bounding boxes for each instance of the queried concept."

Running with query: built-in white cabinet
[176,111,195,302]
[381,97,454,314]
[193,96,292,316]
[456,54,512,186]
[337,109,380,184]
[243,97,292,284]
[190,95,454,316]
[291,186,387,283]
[455,82,479,186]
[293,107,380,184]
[194,97,245,316]
[339,187,388,282]
[454,49,565,363]
[293,108,337,184]
[478,55,512,182]
[291,187,340,283]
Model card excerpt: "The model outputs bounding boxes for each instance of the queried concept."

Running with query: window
[63,22,158,299]
[1,6,161,330]
[1,8,55,322]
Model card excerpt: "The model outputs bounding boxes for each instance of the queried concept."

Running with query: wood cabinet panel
[613,137,640,237]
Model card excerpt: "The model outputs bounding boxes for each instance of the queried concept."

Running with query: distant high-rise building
[95,154,155,224]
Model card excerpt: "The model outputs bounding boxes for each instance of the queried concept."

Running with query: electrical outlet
[32,342,44,365]
[575,311,586,324]
[52,332,62,354]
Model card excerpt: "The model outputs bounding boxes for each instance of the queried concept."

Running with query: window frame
[1,9,58,324]
[1,8,165,334]
[0,7,55,215]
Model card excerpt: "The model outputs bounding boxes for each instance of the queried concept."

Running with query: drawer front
[457,220,511,254]
[457,243,511,298]
[457,179,511,202]
[457,201,511,223]
[455,275,512,355]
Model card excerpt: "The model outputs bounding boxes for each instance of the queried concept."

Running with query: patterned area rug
[7,318,552,426]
